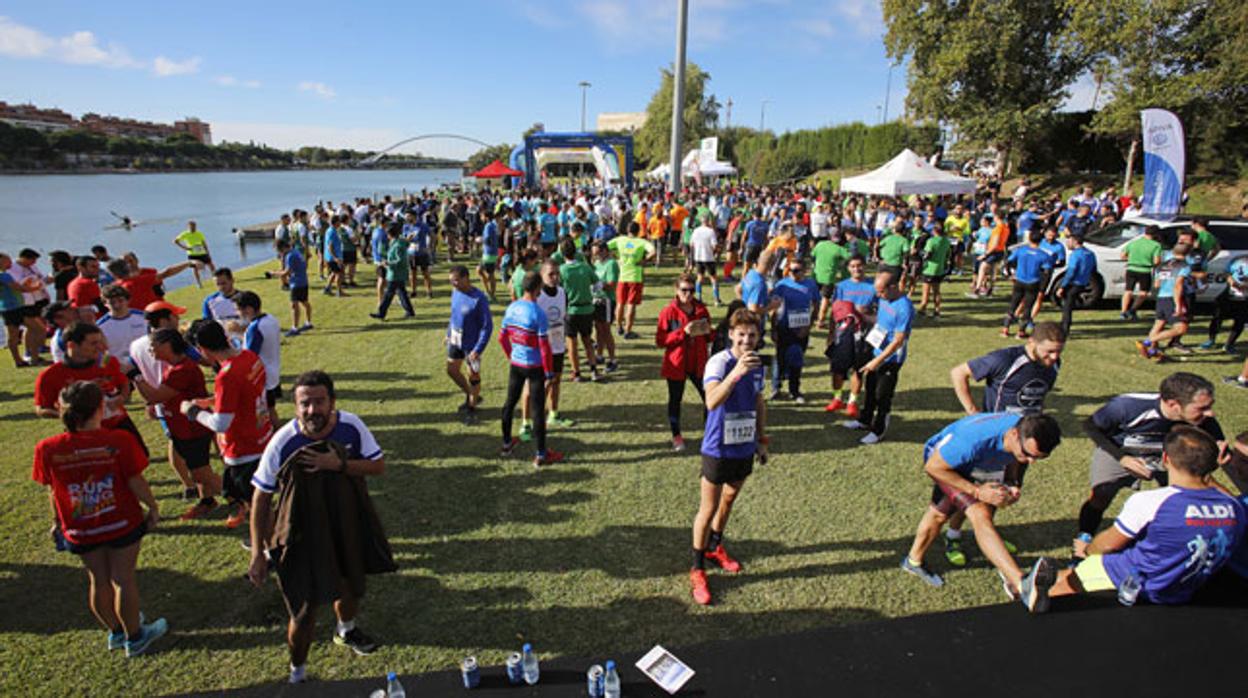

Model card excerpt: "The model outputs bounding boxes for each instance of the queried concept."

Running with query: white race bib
[865,325,887,349]
[723,411,757,445]
[449,328,463,349]
[548,324,566,347]
[787,309,811,329]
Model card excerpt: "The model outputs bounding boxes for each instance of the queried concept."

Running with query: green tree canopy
[635,62,720,168]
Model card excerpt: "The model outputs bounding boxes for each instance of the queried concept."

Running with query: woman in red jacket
[656,273,713,451]
[32,380,167,657]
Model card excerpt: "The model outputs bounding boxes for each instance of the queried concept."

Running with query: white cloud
[515,2,567,29]
[213,75,261,88]
[0,16,141,68]
[297,81,336,99]
[795,1,882,40]
[153,55,201,77]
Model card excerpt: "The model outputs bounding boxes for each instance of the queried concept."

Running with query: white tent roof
[839,149,976,196]
[647,149,737,180]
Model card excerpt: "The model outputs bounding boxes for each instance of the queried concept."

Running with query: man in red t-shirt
[66,255,103,320]
[34,322,147,454]
[106,257,193,311]
[183,319,273,530]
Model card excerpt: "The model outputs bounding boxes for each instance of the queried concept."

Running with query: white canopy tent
[647,148,737,180]
[839,149,976,196]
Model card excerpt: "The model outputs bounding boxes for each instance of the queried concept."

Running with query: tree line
[0,122,461,172]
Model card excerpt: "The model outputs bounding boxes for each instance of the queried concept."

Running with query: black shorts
[479,260,497,273]
[701,454,754,485]
[289,286,309,303]
[266,386,282,411]
[826,328,860,376]
[551,352,566,375]
[982,252,1004,265]
[567,313,593,339]
[1125,270,1153,293]
[114,415,149,458]
[1038,269,1054,293]
[593,300,613,323]
[222,459,259,504]
[410,253,431,270]
[2,307,23,327]
[327,260,343,274]
[819,283,836,299]
[447,344,467,360]
[922,274,945,284]
[879,264,903,278]
[188,253,213,265]
[1155,297,1189,324]
[695,261,718,276]
[343,249,358,265]
[66,520,147,555]
[172,434,213,470]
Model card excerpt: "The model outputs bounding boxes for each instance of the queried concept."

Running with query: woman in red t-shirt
[31,380,167,656]
[656,273,712,452]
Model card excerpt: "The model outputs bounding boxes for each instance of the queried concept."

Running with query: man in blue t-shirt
[1002,230,1049,338]
[1057,233,1097,338]
[1137,243,1193,362]
[276,240,312,336]
[825,255,876,418]
[690,308,768,607]
[1051,426,1244,606]
[900,412,1063,613]
[322,217,345,296]
[768,261,820,402]
[740,209,769,261]
[1075,372,1225,558]
[843,270,913,444]
[446,264,493,425]
[403,212,434,299]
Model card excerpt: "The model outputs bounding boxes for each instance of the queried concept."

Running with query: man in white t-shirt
[98,284,149,371]
[689,216,721,306]
[237,290,284,421]
[811,202,831,241]
[202,267,244,344]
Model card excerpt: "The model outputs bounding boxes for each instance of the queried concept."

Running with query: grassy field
[1,257,1245,695]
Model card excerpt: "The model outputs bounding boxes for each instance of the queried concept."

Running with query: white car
[1050,215,1248,308]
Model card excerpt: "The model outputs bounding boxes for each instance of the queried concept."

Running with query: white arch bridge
[358,133,495,166]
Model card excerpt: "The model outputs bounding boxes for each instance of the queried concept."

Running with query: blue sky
[2,1,957,157]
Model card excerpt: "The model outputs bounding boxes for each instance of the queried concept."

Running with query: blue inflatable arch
[509,131,634,188]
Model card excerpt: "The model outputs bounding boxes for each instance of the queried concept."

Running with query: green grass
[2,259,1246,694]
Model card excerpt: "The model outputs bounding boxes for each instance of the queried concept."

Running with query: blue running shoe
[125,617,168,657]
[108,612,145,650]
[900,557,944,587]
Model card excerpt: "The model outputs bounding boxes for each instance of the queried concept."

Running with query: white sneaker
[860,432,882,445]
[792,393,806,404]
[842,419,866,430]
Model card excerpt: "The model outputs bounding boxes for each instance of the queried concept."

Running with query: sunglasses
[1019,441,1045,460]
[677,287,695,293]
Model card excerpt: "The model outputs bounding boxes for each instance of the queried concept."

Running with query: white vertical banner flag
[1140,108,1185,218]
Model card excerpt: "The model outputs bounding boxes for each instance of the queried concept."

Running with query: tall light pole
[882,64,893,123]
[876,105,882,124]
[668,0,689,193]
[760,100,771,132]
[578,81,592,132]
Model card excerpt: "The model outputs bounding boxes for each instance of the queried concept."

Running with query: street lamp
[578,81,592,132]
[760,100,771,132]
[876,105,882,124]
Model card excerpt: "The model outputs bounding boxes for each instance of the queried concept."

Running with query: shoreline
[0,164,464,177]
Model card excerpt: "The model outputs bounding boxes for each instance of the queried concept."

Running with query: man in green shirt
[919,229,952,317]
[1121,226,1163,320]
[606,221,657,339]
[812,237,850,329]
[173,220,215,287]
[591,241,620,372]
[878,225,911,278]
[369,224,414,320]
[510,249,538,301]
[559,238,601,381]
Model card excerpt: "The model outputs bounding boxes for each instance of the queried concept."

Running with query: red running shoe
[225,504,249,529]
[689,569,712,605]
[844,402,860,419]
[180,499,218,521]
[825,397,846,413]
[534,450,565,467]
[704,544,743,573]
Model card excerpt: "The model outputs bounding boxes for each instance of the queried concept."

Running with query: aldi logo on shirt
[1185,503,1238,526]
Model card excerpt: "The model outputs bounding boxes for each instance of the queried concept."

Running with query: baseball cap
[144,300,187,315]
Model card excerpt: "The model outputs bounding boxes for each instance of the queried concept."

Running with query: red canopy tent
[470,160,524,178]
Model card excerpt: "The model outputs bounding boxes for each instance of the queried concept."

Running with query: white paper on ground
[636,645,695,694]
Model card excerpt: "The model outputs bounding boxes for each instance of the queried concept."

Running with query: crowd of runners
[6,178,1248,680]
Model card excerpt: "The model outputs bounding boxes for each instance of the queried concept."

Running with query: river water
[0,169,461,290]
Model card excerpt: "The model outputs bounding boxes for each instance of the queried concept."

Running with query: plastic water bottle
[522,643,540,685]
[1118,569,1141,607]
[604,660,621,698]
[386,671,406,698]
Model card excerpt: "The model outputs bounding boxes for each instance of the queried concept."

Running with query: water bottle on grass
[522,643,540,685]
[604,660,621,698]
[1118,568,1141,607]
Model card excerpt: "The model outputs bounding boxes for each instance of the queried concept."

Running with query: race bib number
[865,325,887,349]
[969,468,1006,484]
[449,328,463,349]
[788,309,811,329]
[548,324,566,347]
[723,411,757,445]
